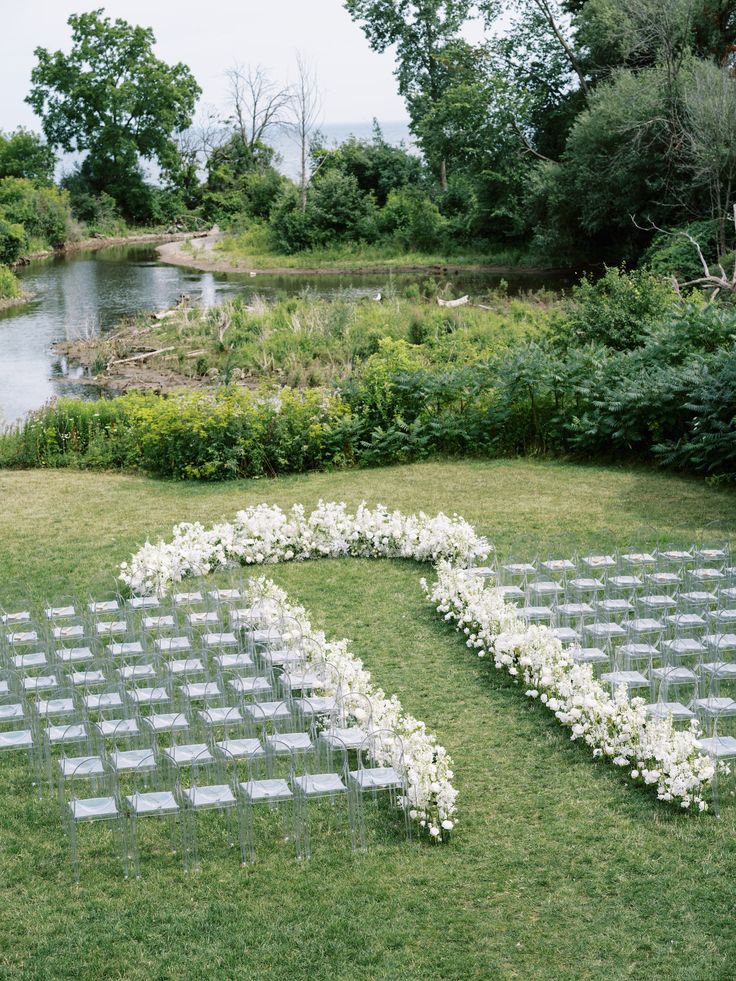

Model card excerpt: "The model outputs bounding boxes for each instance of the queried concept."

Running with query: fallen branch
[107,346,176,368]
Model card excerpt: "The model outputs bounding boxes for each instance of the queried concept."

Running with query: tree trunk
[439,157,448,192]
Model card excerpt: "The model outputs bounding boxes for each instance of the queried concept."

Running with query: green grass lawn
[1,459,735,980]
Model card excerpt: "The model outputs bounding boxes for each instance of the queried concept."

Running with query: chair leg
[68,819,80,884]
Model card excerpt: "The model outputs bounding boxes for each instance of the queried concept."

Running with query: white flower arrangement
[120,500,716,821]
[425,562,715,811]
[119,502,482,839]
[241,576,458,838]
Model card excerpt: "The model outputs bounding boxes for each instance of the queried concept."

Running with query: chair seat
[214,653,254,671]
[228,676,271,695]
[127,790,179,815]
[95,718,139,737]
[240,778,292,801]
[695,736,736,758]
[320,727,368,750]
[701,661,736,678]
[110,748,155,772]
[216,737,264,760]
[650,666,697,682]
[293,696,338,717]
[46,605,76,619]
[200,706,243,725]
[587,623,626,638]
[644,702,695,721]
[70,796,118,821]
[47,723,87,743]
[281,671,320,690]
[89,600,119,614]
[118,664,157,681]
[107,642,144,657]
[84,692,123,710]
[266,732,312,753]
[350,766,402,790]
[183,784,236,808]
[693,697,736,716]
[53,625,84,640]
[189,611,219,626]
[173,591,203,605]
[155,637,191,653]
[203,632,238,648]
[23,675,58,692]
[180,682,221,700]
[0,729,33,749]
[572,648,608,665]
[164,743,212,766]
[262,648,302,668]
[13,652,47,669]
[601,671,649,687]
[38,697,76,717]
[128,595,159,609]
[0,703,24,721]
[128,686,170,705]
[60,755,104,778]
[96,621,127,636]
[168,658,205,676]
[70,670,107,687]
[292,773,347,796]
[143,712,189,733]
[244,701,291,723]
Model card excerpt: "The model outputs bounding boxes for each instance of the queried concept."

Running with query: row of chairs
[0,578,413,878]
[471,540,736,812]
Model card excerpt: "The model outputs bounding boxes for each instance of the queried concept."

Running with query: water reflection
[0,244,576,423]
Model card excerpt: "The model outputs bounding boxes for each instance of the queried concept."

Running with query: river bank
[18,229,209,266]
[0,291,33,312]
[157,232,569,278]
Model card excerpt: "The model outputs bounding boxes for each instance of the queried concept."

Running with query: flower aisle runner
[425,563,715,810]
[121,501,716,825]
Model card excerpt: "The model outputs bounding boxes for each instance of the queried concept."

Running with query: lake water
[0,244,574,424]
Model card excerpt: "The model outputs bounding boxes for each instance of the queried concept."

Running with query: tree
[285,54,322,211]
[226,64,292,151]
[27,8,201,220]
[344,0,474,190]
[0,129,56,185]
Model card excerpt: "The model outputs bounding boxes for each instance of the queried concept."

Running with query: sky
[1,0,415,132]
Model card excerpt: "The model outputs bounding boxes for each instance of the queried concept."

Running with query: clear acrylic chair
[179,744,242,869]
[348,729,412,849]
[124,753,187,879]
[61,757,127,882]
[694,705,736,816]
[236,737,296,865]
[289,739,355,860]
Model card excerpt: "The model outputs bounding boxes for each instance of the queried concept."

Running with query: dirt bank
[0,291,34,312]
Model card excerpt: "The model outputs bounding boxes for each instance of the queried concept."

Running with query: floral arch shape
[121,502,715,837]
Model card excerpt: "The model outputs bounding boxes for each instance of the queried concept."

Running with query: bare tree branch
[284,53,322,211]
[529,0,590,97]
[225,63,292,150]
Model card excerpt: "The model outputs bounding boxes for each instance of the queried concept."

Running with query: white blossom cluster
[119,500,491,595]
[424,562,716,810]
[239,576,458,839]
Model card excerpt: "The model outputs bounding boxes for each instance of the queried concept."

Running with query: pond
[0,244,575,423]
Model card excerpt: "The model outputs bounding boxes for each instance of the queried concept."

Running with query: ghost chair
[179,744,242,870]
[124,753,187,879]
[349,729,412,850]
[60,757,127,883]
[236,736,296,865]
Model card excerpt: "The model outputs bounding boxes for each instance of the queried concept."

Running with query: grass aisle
[0,460,734,980]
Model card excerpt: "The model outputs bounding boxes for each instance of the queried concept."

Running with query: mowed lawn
[0,460,735,981]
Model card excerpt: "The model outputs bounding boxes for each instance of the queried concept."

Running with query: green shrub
[565,266,677,350]
[0,217,27,264]
[0,264,21,299]
[379,188,447,252]
[0,177,72,249]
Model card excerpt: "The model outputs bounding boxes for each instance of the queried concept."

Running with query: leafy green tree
[344,0,474,188]
[27,8,201,221]
[0,129,55,185]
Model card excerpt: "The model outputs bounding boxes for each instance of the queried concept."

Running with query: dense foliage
[3,271,734,480]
